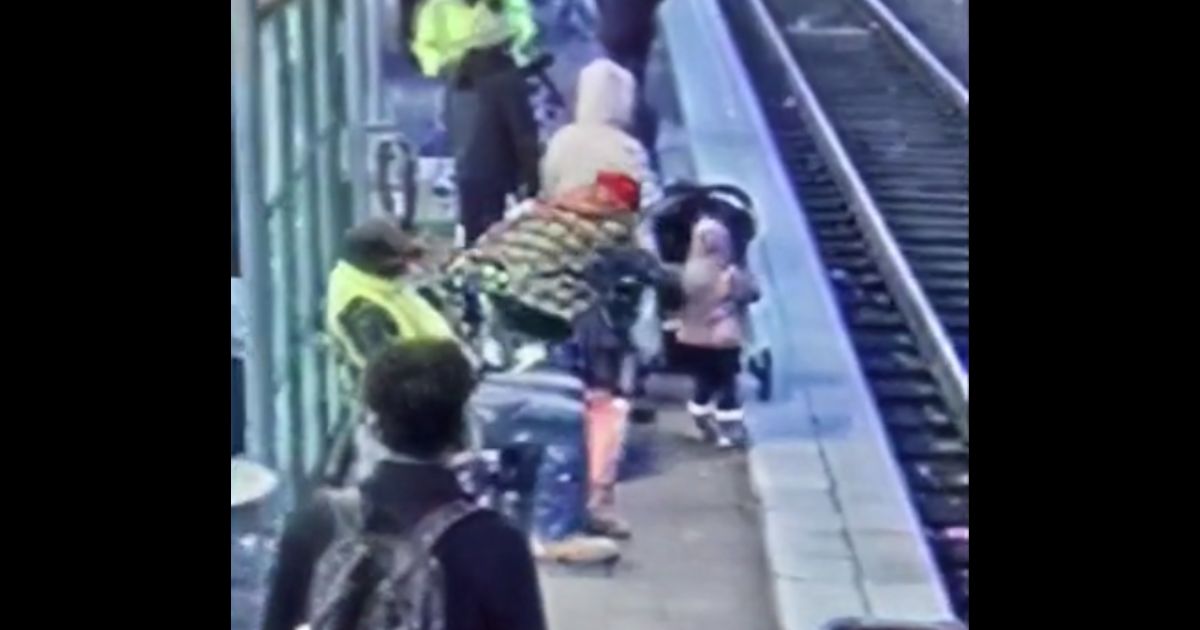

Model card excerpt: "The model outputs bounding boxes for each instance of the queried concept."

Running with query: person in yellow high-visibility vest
[401,0,542,244]
[326,217,455,377]
[405,0,536,78]
[325,217,458,483]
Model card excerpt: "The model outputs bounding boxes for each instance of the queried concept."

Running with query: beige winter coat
[541,58,660,207]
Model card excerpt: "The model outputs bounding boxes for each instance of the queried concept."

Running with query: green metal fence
[232,0,360,491]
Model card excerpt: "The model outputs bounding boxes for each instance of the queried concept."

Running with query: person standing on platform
[541,58,659,207]
[595,0,667,168]
[406,0,543,244]
[677,215,761,449]
[539,58,660,540]
[262,340,549,630]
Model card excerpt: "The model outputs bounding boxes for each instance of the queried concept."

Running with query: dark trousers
[444,62,540,244]
[459,179,508,245]
[677,344,742,412]
[606,49,660,170]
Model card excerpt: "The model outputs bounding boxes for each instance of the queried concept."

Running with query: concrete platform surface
[542,406,779,630]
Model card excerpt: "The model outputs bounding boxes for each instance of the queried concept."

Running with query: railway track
[718,0,970,621]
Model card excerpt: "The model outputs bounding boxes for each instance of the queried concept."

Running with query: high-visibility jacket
[325,261,455,372]
[411,0,537,78]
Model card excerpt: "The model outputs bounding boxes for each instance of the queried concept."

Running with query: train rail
[717,0,969,620]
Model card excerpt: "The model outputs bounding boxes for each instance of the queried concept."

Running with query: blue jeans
[470,373,589,541]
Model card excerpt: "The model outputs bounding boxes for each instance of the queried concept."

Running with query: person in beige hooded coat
[535,58,662,540]
[541,58,661,209]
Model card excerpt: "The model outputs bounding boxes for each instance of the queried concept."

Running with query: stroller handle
[657,182,755,215]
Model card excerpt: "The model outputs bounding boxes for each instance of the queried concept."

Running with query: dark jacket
[262,462,547,630]
[597,0,666,80]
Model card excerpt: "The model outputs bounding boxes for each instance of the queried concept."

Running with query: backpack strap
[410,500,484,554]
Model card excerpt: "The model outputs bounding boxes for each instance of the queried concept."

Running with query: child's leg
[713,348,748,449]
[683,345,717,417]
[680,345,721,442]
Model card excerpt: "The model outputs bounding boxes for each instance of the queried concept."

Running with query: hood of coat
[688,216,734,268]
[574,58,637,129]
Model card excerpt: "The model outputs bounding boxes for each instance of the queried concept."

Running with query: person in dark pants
[262,340,548,630]
[596,0,667,168]
[446,51,542,243]
[408,0,542,244]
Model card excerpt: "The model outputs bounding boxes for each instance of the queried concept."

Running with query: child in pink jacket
[676,216,761,448]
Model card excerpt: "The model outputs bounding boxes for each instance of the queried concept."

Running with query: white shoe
[434,165,457,199]
[714,410,748,450]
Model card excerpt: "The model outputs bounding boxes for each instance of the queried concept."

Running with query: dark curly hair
[363,339,476,458]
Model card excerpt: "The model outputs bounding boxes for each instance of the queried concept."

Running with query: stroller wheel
[631,405,657,425]
[749,349,774,403]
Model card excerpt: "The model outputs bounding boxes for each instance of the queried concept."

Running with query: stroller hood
[650,183,757,265]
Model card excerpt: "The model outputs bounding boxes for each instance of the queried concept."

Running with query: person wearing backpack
[262,340,547,630]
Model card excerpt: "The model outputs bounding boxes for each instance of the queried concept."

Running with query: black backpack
[306,490,481,630]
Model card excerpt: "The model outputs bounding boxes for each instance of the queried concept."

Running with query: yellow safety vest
[325,261,455,371]
[412,0,537,78]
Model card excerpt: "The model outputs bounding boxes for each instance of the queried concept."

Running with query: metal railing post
[344,0,371,221]
[232,0,278,466]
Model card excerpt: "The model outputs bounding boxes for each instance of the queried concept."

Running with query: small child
[676,216,761,448]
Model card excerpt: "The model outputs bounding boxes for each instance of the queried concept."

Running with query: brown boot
[586,512,633,540]
[586,392,630,534]
[532,535,622,565]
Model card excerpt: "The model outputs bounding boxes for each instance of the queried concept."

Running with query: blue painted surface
[663,0,953,624]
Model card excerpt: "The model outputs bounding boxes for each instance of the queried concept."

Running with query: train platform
[232,1,967,629]
[542,393,778,630]
[688,0,958,605]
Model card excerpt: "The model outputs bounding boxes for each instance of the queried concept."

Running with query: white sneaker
[714,409,748,450]
[434,164,457,199]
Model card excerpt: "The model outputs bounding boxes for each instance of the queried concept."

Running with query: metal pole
[365,0,386,124]
[344,0,371,221]
[232,0,277,465]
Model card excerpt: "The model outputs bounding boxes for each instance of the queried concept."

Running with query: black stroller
[641,182,775,402]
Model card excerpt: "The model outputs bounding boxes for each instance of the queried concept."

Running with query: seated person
[326,218,455,374]
[325,217,457,482]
